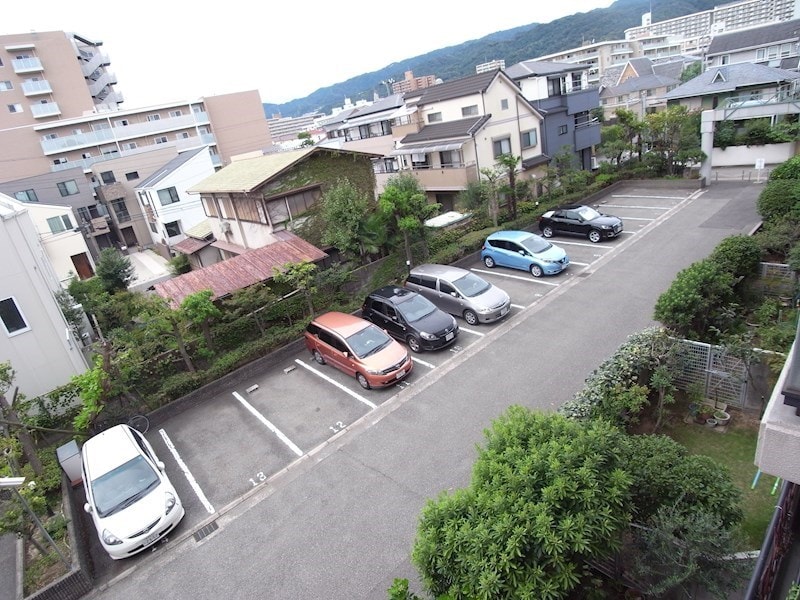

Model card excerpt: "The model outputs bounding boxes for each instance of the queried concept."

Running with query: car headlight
[600,225,611,229]
[477,306,492,313]
[102,529,123,545]
[419,331,437,340]
[366,368,381,375]
[165,492,177,514]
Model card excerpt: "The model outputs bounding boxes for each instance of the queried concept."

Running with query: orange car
[304,311,413,389]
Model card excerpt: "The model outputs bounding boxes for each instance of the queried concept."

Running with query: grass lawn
[662,407,775,550]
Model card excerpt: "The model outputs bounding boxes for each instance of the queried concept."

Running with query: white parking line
[470,267,560,286]
[411,356,436,369]
[459,326,484,337]
[551,240,614,249]
[610,194,688,200]
[158,429,215,514]
[603,203,674,209]
[619,216,656,221]
[293,359,378,410]
[232,391,303,457]
[511,303,526,310]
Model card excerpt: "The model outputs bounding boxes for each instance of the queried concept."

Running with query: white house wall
[0,197,88,399]
[23,202,93,285]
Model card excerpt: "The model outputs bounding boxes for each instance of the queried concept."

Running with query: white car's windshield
[576,206,601,220]
[91,455,160,517]
[347,325,393,358]
[397,294,437,322]
[453,273,490,297]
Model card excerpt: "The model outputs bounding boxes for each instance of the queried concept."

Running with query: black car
[361,286,459,352]
[538,204,623,243]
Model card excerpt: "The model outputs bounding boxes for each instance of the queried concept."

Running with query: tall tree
[273,261,318,318]
[180,290,222,353]
[378,173,440,267]
[94,248,136,293]
[320,179,373,264]
[496,153,521,219]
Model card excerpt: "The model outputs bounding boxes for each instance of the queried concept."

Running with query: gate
[674,339,748,408]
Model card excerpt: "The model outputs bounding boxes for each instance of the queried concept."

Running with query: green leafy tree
[713,120,737,150]
[598,123,630,165]
[0,363,43,475]
[94,248,136,292]
[644,105,704,176]
[479,166,502,226]
[273,261,318,318]
[221,284,277,336]
[320,179,373,263]
[412,408,631,600]
[679,61,702,82]
[709,234,762,279]
[54,288,85,338]
[378,173,440,266]
[653,260,736,341]
[180,290,222,353]
[297,132,314,147]
[756,179,800,221]
[495,153,521,219]
[770,154,800,179]
[614,108,645,162]
[168,253,191,276]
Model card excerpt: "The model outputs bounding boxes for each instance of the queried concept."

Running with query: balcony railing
[21,79,52,96]
[12,57,43,74]
[40,111,211,154]
[30,102,61,118]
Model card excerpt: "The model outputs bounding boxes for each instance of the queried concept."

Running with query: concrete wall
[712,142,796,167]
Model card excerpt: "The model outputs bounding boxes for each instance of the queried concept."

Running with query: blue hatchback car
[481,230,569,277]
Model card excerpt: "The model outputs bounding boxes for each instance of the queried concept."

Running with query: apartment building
[392,71,438,94]
[267,111,325,142]
[533,40,636,86]
[0,31,272,184]
[476,60,506,74]
[706,18,800,68]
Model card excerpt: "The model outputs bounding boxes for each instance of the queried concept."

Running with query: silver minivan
[404,264,511,325]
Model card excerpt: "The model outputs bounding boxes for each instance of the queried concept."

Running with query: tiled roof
[184,219,213,239]
[663,63,800,99]
[400,116,491,144]
[707,19,800,55]
[172,236,212,255]
[407,71,503,105]
[153,231,327,307]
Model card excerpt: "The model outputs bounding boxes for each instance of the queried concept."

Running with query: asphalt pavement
[81,179,764,600]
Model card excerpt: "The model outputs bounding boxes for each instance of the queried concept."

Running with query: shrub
[709,235,762,279]
[757,180,800,222]
[770,154,800,180]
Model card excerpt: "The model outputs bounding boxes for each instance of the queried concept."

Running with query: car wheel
[464,309,479,326]
[483,255,496,268]
[530,264,543,278]
[542,225,554,238]
[588,229,602,243]
[312,349,326,365]
[356,373,371,390]
[407,335,422,353]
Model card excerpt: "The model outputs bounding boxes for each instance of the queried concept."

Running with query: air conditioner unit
[220,220,232,233]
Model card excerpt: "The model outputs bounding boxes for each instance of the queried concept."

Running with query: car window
[90,455,160,517]
[318,329,346,353]
[439,281,457,296]
[520,235,551,254]
[306,323,321,336]
[576,206,601,220]
[346,324,392,358]
[452,273,490,297]
[383,303,398,320]
[396,294,437,322]
[416,276,437,290]
[131,429,155,462]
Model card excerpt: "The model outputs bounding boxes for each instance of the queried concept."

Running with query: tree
[94,248,136,293]
[180,290,222,353]
[378,173,440,266]
[297,132,315,147]
[221,284,277,336]
[412,408,631,599]
[320,179,373,263]
[679,61,702,82]
[0,363,43,476]
[479,166,502,226]
[614,108,645,162]
[272,261,318,318]
[598,124,630,165]
[495,153,521,219]
[644,105,704,176]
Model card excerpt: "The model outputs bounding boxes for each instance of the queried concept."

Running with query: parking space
[85,183,701,581]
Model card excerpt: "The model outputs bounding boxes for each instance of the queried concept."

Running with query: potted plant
[696,402,714,425]
[706,418,718,428]
[714,409,731,427]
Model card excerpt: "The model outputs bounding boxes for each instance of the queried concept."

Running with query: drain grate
[193,520,219,542]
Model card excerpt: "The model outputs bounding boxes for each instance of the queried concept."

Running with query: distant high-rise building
[476,59,506,74]
[392,71,438,94]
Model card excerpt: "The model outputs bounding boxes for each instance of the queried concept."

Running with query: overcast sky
[4,0,616,109]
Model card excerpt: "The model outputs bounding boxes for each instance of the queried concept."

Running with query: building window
[147,114,161,122]
[158,187,180,206]
[179,131,190,139]
[558,125,568,135]
[81,152,92,159]
[110,198,131,222]
[0,81,12,91]
[427,112,442,123]
[123,142,137,150]
[100,171,116,184]
[492,137,512,158]
[7,104,22,113]
[164,221,181,237]
[0,297,29,336]
[46,214,73,234]
[155,136,168,144]
[720,54,730,65]
[461,105,479,117]
[125,171,139,181]
[521,130,538,149]
[57,180,79,196]
[13,189,38,202]
[169,110,182,117]
[501,99,509,110]
[115,119,129,127]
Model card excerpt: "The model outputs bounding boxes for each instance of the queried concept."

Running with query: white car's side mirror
[84,502,92,514]
[156,461,166,471]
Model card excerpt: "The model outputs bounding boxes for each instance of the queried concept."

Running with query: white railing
[21,80,52,96]
[30,102,61,118]
[11,57,42,73]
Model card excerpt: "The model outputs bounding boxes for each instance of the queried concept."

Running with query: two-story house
[505,60,601,171]
[379,70,547,210]
[320,94,406,157]
[0,193,89,399]
[705,19,800,70]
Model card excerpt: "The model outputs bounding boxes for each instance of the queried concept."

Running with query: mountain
[263,0,718,118]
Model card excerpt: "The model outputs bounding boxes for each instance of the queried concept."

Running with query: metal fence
[674,338,748,408]
[757,262,796,298]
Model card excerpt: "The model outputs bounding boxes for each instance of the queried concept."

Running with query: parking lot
[82,184,703,580]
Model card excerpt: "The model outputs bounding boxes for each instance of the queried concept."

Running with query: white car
[81,424,184,560]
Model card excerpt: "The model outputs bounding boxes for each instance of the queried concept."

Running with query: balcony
[30,102,61,118]
[39,111,211,154]
[21,79,52,96]
[575,121,601,150]
[12,57,43,74]
[405,163,479,189]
